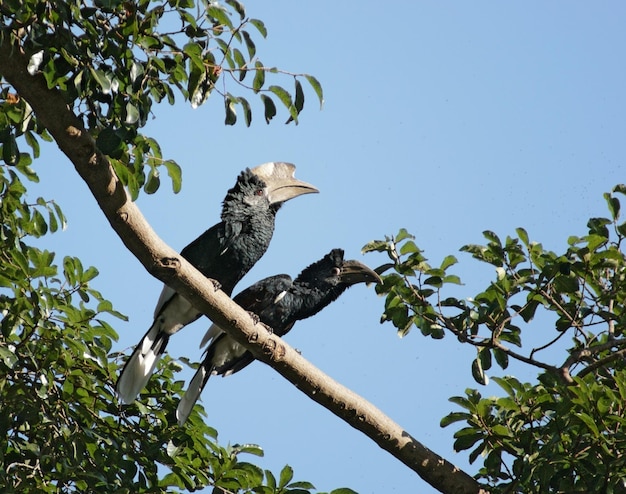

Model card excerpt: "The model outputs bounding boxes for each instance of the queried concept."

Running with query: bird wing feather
[199,274,293,348]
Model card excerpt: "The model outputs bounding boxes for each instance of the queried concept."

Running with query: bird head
[250,162,319,206]
[296,249,382,289]
[222,163,318,221]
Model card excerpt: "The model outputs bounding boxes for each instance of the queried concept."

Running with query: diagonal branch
[0,39,488,494]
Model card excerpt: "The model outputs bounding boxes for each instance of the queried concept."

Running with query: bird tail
[199,322,223,348]
[116,321,169,404]
[176,361,213,426]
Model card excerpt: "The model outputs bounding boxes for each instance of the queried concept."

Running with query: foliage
[364,184,626,492]
[0,0,323,199]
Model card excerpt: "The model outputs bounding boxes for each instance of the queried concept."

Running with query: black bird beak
[251,162,319,205]
[340,260,383,286]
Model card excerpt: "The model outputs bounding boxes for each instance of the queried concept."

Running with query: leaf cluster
[364,185,626,492]
[442,372,626,493]
[0,0,322,199]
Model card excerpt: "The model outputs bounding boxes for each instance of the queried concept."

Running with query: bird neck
[293,283,347,320]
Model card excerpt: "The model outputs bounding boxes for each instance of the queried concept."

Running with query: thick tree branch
[0,39,488,494]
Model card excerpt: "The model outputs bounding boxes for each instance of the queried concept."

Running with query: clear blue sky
[30,2,626,492]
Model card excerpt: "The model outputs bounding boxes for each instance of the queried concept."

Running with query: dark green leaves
[261,94,277,123]
[365,187,626,490]
[363,229,462,339]
[2,0,323,200]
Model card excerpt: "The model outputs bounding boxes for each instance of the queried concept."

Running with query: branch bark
[0,39,488,494]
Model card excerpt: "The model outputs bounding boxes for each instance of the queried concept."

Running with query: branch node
[158,256,180,269]
[66,125,82,138]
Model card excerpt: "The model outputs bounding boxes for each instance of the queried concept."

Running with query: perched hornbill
[116,162,318,404]
[176,248,381,425]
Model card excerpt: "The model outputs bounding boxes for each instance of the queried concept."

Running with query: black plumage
[176,248,381,425]
[116,163,317,404]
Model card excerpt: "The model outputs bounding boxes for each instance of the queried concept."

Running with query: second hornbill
[116,162,318,404]
[176,248,381,425]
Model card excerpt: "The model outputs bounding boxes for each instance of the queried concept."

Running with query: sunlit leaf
[164,160,182,193]
[249,18,267,38]
[304,74,324,108]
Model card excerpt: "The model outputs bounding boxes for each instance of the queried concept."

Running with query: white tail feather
[176,366,208,425]
[200,322,223,348]
[116,323,165,404]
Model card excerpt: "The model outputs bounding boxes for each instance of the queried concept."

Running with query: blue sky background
[28,2,626,492]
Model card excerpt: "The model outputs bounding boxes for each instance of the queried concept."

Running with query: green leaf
[207,6,234,30]
[472,357,489,385]
[361,239,389,254]
[2,132,18,165]
[234,443,264,456]
[587,217,611,238]
[577,411,600,437]
[478,347,492,371]
[253,61,265,92]
[294,79,304,113]
[440,412,471,428]
[249,19,267,38]
[443,274,462,285]
[493,347,509,369]
[516,227,529,246]
[278,465,294,489]
[164,160,182,193]
[89,67,112,94]
[304,74,324,108]
[224,96,237,125]
[604,192,621,221]
[225,0,246,19]
[268,85,297,122]
[260,94,276,123]
[289,481,316,489]
[96,128,122,156]
[440,254,458,270]
[25,131,41,158]
[483,230,501,246]
[125,102,140,125]
[238,97,252,127]
[48,208,59,232]
[395,228,414,242]
[242,30,256,60]
[265,470,277,490]
[233,48,246,73]
[144,168,160,194]
[399,240,419,255]
[453,429,484,453]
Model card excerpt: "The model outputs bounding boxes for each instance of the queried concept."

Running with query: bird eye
[255,188,264,196]
[331,267,341,277]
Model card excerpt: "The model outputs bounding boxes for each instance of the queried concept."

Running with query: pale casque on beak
[251,162,319,204]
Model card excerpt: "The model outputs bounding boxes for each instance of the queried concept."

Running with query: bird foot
[259,321,273,334]
[210,279,222,291]
[246,311,260,325]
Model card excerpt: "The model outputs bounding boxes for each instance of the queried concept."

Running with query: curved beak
[251,162,319,205]
[340,260,382,286]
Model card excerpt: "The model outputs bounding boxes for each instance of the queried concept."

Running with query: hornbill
[116,162,318,404]
[176,248,381,425]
